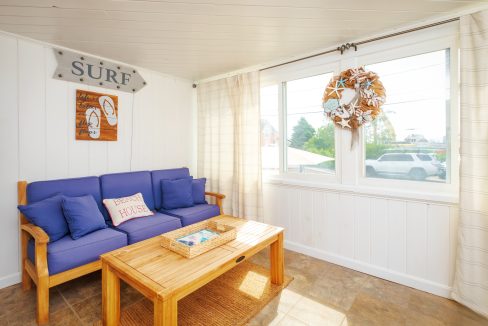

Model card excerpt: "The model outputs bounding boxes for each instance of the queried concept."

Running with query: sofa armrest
[21,223,50,244]
[18,181,50,295]
[205,192,226,199]
[205,192,225,215]
[20,223,49,285]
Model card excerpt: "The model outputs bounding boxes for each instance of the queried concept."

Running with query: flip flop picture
[98,96,117,126]
[85,107,101,139]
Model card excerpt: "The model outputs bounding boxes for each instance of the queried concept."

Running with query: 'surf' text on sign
[53,49,147,93]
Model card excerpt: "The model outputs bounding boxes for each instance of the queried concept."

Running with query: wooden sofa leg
[36,276,49,325]
[22,267,32,291]
[35,241,50,325]
[21,231,32,291]
[21,232,32,291]
[217,198,223,215]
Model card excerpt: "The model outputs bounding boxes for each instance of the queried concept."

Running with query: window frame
[260,22,459,202]
[283,69,341,183]
[261,58,342,184]
[355,33,459,196]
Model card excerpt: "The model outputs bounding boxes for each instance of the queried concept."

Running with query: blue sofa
[18,167,224,325]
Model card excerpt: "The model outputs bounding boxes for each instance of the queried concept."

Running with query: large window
[285,73,335,174]
[259,27,458,197]
[364,49,450,183]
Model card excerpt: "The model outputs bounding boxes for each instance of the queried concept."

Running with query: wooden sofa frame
[17,180,226,325]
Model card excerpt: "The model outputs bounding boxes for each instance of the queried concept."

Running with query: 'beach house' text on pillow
[103,192,153,226]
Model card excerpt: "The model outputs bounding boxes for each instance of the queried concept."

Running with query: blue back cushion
[161,177,194,210]
[18,194,69,242]
[62,195,107,240]
[100,171,154,219]
[151,168,190,210]
[192,178,207,205]
[27,176,103,214]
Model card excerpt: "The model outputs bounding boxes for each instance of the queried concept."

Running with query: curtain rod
[259,17,460,72]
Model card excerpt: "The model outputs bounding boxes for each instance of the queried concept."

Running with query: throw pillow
[192,178,207,205]
[161,177,194,210]
[17,194,69,242]
[62,195,107,240]
[103,193,153,227]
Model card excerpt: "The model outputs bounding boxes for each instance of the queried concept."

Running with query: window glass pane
[286,73,335,174]
[416,154,433,161]
[364,49,449,183]
[261,85,280,175]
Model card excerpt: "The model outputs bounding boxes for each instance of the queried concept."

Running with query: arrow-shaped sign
[53,49,147,93]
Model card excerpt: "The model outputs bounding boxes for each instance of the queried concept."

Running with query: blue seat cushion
[160,204,220,226]
[27,176,103,217]
[100,171,154,220]
[151,168,190,210]
[113,212,182,244]
[28,228,127,275]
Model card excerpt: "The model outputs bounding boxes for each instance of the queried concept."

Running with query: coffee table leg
[102,261,120,326]
[154,296,177,326]
[270,231,284,285]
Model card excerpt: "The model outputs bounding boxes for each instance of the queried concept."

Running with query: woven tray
[160,220,236,258]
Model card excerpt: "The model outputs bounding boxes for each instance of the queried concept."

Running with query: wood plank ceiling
[0,0,483,80]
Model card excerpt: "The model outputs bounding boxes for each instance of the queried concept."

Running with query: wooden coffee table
[101,215,284,326]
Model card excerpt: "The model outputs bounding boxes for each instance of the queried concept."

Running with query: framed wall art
[76,89,118,141]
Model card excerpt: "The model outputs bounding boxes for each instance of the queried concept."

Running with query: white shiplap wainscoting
[0,32,194,289]
[263,182,458,298]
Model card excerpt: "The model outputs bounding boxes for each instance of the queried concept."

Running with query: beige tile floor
[0,249,486,325]
[248,250,488,326]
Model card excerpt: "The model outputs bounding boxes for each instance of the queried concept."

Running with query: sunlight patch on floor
[270,289,346,326]
[238,270,269,299]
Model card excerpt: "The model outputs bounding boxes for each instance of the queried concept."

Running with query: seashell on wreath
[322,67,386,130]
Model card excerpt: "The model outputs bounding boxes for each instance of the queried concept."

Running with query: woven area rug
[94,261,292,326]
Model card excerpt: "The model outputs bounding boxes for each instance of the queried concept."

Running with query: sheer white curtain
[452,10,488,317]
[197,71,263,221]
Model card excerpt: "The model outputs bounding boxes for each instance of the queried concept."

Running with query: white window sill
[263,175,458,205]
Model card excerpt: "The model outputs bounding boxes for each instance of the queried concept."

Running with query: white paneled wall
[0,32,194,288]
[263,182,458,297]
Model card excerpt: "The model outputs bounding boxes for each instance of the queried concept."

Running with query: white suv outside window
[365,153,442,181]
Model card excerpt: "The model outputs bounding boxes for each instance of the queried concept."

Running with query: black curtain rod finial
[338,43,358,55]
